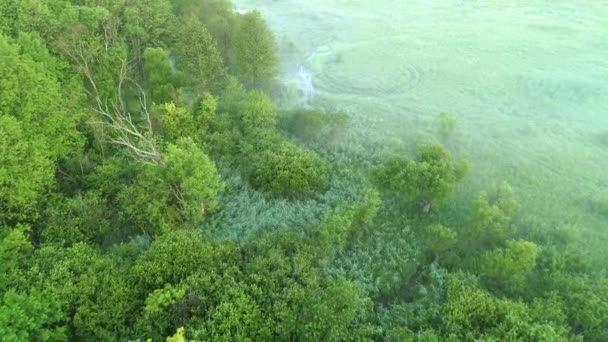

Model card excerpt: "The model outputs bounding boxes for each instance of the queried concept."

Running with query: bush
[375,142,468,210]
[249,142,329,198]
[239,90,277,134]
[467,182,519,249]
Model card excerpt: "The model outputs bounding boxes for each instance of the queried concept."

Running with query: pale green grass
[235,0,608,260]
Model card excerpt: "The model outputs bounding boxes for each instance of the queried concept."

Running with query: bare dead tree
[57,24,101,97]
[88,59,165,167]
[59,26,163,166]
[100,15,120,53]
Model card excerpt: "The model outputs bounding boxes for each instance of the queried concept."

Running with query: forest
[1,0,607,341]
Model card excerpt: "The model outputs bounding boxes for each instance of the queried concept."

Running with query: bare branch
[58,25,163,168]
[90,61,165,167]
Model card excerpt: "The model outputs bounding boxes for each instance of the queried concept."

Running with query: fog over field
[3,0,608,339]
[236,0,608,255]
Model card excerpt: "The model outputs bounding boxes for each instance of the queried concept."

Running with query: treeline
[1,0,607,341]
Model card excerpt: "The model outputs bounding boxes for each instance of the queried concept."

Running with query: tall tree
[124,0,175,74]
[174,15,227,94]
[144,47,179,104]
[0,35,83,222]
[233,10,278,90]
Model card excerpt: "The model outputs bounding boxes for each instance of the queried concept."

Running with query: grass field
[234,0,608,260]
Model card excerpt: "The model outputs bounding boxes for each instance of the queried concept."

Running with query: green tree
[279,109,350,141]
[40,243,136,340]
[133,230,215,290]
[239,90,277,135]
[559,276,608,342]
[233,10,278,89]
[297,279,374,341]
[0,116,54,222]
[56,7,129,100]
[144,47,179,104]
[250,142,329,198]
[41,192,111,246]
[479,240,539,293]
[159,102,197,142]
[163,137,224,223]
[319,190,381,250]
[467,182,519,249]
[171,0,237,66]
[174,15,226,94]
[422,224,458,260]
[445,274,568,341]
[0,289,66,342]
[0,33,82,222]
[0,225,34,291]
[124,0,175,71]
[376,142,468,212]
[438,112,457,141]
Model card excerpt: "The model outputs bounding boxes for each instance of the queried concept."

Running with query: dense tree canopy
[0,0,605,341]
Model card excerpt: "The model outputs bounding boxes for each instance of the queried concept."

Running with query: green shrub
[375,142,468,210]
[249,142,329,198]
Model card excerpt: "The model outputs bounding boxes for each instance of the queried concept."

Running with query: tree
[375,143,468,212]
[0,225,34,292]
[0,34,83,221]
[479,240,539,293]
[239,90,277,134]
[163,137,224,223]
[319,190,381,250]
[159,102,197,142]
[296,279,374,340]
[279,109,350,141]
[0,290,66,341]
[97,137,223,236]
[40,243,137,340]
[233,10,278,89]
[422,224,458,260]
[124,0,175,72]
[250,142,329,198]
[0,0,17,36]
[445,274,569,341]
[56,10,129,100]
[92,84,164,167]
[41,192,111,246]
[0,116,54,222]
[174,15,226,94]
[139,284,188,339]
[144,47,179,104]
[133,230,215,290]
[558,276,608,342]
[467,182,519,249]
[171,0,237,66]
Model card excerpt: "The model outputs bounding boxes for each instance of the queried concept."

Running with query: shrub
[375,142,468,210]
[249,142,329,198]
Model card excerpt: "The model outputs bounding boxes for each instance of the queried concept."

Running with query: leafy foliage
[0,289,66,341]
[250,142,329,198]
[144,47,180,104]
[174,15,226,94]
[0,0,601,341]
[233,10,279,89]
[376,142,469,209]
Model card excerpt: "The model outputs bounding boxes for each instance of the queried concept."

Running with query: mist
[2,0,607,340]
[237,0,608,258]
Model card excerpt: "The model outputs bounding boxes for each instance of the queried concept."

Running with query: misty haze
[1,0,607,340]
